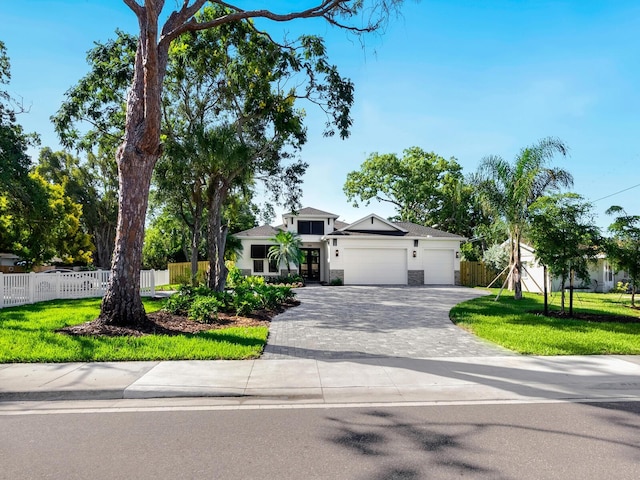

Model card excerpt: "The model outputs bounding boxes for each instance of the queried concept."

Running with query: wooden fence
[459,261,506,287]
[167,261,210,284]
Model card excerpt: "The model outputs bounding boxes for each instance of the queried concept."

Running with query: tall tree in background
[529,193,600,315]
[475,137,573,300]
[56,0,400,326]
[605,206,640,307]
[35,148,118,268]
[344,147,479,237]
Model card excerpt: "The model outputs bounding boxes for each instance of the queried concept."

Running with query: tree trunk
[99,149,156,326]
[569,268,574,317]
[92,223,115,269]
[207,180,228,292]
[190,199,203,285]
[512,232,523,300]
[560,275,566,313]
[98,3,168,326]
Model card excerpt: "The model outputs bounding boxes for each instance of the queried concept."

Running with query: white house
[233,207,465,285]
[511,243,626,293]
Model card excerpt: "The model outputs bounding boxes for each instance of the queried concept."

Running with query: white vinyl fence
[0,269,170,309]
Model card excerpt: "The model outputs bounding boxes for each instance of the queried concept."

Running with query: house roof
[283,207,339,218]
[327,220,464,239]
[233,225,278,238]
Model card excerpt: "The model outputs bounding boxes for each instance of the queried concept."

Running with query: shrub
[189,295,224,323]
[610,281,631,294]
[329,277,343,286]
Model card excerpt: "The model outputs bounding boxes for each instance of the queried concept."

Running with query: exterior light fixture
[455,251,460,258]
[412,250,417,258]
[335,249,339,257]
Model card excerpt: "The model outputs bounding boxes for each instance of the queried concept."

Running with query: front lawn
[0,298,268,363]
[450,290,640,355]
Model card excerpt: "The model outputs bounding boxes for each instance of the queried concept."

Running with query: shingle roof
[283,207,339,217]
[326,221,464,239]
[233,225,278,237]
[334,220,349,229]
[395,222,466,239]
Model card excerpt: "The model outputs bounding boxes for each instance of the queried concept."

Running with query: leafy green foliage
[474,137,573,299]
[529,193,600,312]
[163,275,295,322]
[482,244,509,271]
[268,230,304,274]
[605,206,640,306]
[344,147,480,236]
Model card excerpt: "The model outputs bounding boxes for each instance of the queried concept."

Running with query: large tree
[35,148,118,268]
[529,193,600,315]
[157,5,352,290]
[56,0,400,327]
[605,206,640,307]
[344,147,479,236]
[474,137,573,300]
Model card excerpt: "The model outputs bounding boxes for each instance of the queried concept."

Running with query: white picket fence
[0,269,170,309]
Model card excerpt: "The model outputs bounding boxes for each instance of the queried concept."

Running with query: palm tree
[475,137,573,300]
[268,230,304,275]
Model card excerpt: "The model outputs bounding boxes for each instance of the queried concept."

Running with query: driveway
[262,286,515,359]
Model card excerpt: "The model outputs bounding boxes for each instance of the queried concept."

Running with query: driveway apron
[262,286,514,359]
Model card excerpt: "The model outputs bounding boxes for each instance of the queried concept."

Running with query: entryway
[300,248,320,281]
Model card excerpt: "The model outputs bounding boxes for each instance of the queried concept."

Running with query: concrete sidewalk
[1,355,640,404]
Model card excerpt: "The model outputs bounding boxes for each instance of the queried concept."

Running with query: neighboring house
[0,253,22,273]
[510,243,626,293]
[233,207,465,285]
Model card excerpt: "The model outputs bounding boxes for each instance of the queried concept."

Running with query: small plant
[610,281,631,294]
[189,295,224,323]
[330,277,343,286]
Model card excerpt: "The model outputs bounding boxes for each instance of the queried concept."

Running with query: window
[298,220,324,235]
[251,244,269,259]
[268,259,279,273]
[413,240,419,247]
[332,238,337,246]
[253,260,264,273]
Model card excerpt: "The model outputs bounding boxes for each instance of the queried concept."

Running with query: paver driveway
[262,286,515,359]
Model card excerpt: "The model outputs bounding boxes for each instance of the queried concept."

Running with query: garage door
[344,248,407,285]
[423,249,454,284]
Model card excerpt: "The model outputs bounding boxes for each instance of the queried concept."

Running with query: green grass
[450,290,640,355]
[0,298,268,363]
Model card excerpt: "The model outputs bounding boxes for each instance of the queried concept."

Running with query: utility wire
[591,183,640,203]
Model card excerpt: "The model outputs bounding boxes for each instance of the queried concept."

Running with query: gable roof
[233,225,278,238]
[283,207,339,218]
[327,220,464,239]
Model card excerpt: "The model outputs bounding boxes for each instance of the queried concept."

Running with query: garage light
[455,251,460,258]
[412,250,417,258]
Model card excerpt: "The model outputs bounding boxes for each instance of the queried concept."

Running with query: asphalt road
[1,400,639,479]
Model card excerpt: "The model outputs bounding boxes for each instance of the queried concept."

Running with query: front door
[300,248,320,281]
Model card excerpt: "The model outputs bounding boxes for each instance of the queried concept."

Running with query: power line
[591,183,640,203]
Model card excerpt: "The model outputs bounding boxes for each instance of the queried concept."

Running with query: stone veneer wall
[408,270,424,286]
[454,270,461,285]
[330,269,344,283]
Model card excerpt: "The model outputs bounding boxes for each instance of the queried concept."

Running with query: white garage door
[344,248,407,285]
[423,249,454,284]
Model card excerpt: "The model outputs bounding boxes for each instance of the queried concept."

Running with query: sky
[1,0,639,230]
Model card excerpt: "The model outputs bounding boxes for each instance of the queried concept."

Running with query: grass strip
[0,298,268,363]
[450,290,640,355]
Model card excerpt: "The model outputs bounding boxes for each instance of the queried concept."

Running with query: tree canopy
[344,147,479,237]
[474,137,573,300]
[605,206,640,306]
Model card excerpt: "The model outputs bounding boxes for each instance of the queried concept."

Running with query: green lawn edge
[450,289,640,355]
[0,298,268,363]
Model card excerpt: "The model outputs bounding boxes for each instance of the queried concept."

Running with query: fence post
[29,271,36,305]
[150,269,156,296]
[0,272,3,308]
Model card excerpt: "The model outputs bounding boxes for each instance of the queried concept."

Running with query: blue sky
[2,1,639,230]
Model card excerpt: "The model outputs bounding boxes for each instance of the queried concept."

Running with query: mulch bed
[530,310,640,323]
[57,299,300,337]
